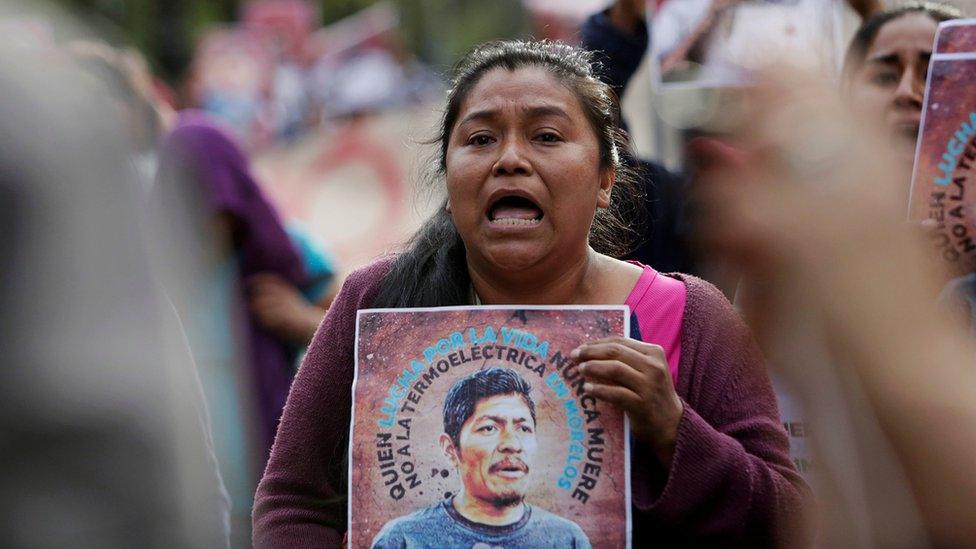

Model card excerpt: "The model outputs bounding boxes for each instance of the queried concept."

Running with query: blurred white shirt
[652,0,843,85]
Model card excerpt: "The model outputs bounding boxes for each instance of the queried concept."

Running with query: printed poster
[349,307,632,548]
[935,19,976,54]
[909,21,976,277]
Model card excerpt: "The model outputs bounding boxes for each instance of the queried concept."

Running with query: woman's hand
[573,337,683,468]
[247,273,325,345]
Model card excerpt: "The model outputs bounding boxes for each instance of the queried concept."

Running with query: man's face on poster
[443,393,538,506]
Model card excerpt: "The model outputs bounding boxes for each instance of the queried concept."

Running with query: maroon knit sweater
[253,258,812,547]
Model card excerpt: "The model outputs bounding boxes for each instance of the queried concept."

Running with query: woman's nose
[894,66,924,108]
[491,138,533,177]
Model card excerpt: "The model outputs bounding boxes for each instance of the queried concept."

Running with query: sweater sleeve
[634,276,813,546]
[252,259,392,548]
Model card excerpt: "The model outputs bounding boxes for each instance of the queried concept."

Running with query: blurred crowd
[2,0,976,547]
[185,1,441,149]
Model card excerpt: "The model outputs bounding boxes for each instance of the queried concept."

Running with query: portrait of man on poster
[371,367,591,548]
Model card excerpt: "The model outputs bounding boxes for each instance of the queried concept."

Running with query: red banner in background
[254,105,441,273]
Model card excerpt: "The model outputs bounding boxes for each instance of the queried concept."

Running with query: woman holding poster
[253,40,810,547]
[842,2,962,173]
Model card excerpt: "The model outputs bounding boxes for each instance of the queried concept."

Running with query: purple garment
[158,111,306,457]
[252,257,813,547]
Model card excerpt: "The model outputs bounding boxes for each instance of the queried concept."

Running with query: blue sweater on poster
[370,498,591,549]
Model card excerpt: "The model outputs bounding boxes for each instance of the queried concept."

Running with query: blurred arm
[694,72,976,545]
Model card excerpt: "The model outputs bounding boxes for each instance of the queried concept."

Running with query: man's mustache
[489,458,528,473]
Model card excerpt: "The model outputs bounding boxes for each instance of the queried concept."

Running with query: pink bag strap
[625,266,687,385]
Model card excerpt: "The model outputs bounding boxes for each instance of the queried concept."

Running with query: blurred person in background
[842,2,962,179]
[694,64,976,546]
[580,0,885,277]
[156,111,337,546]
[840,4,974,334]
[582,0,698,275]
[68,41,177,186]
[690,5,966,544]
[75,35,339,546]
[0,10,229,547]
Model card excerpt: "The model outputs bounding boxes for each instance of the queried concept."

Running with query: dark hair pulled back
[842,1,961,81]
[372,40,640,308]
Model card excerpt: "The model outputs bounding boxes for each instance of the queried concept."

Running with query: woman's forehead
[868,13,938,59]
[458,66,581,119]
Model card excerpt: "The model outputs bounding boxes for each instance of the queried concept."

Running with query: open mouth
[487,195,543,227]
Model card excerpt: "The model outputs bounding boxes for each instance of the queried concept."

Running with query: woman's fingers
[574,337,683,460]
[581,381,642,412]
[578,359,645,394]
[573,337,668,378]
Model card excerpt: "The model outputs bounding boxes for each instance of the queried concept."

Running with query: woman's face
[848,13,938,163]
[445,67,612,274]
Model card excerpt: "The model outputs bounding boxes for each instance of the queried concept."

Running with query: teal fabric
[287,223,337,304]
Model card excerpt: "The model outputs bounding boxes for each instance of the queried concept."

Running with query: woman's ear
[597,167,615,209]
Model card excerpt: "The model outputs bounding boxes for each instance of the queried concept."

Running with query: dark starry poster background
[348,307,631,548]
[936,20,976,54]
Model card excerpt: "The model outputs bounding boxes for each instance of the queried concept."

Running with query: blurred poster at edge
[908,20,976,330]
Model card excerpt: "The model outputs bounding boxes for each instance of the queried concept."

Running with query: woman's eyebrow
[868,53,901,66]
[458,109,497,127]
[457,105,570,127]
[520,105,570,120]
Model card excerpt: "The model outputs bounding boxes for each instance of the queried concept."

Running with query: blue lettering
[934,112,976,187]
[536,341,549,359]
[556,395,589,489]
[546,372,569,398]
[949,138,965,156]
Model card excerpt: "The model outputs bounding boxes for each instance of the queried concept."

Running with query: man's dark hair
[843,2,961,81]
[443,368,537,446]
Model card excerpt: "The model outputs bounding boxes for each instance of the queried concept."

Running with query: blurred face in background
[847,13,939,164]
